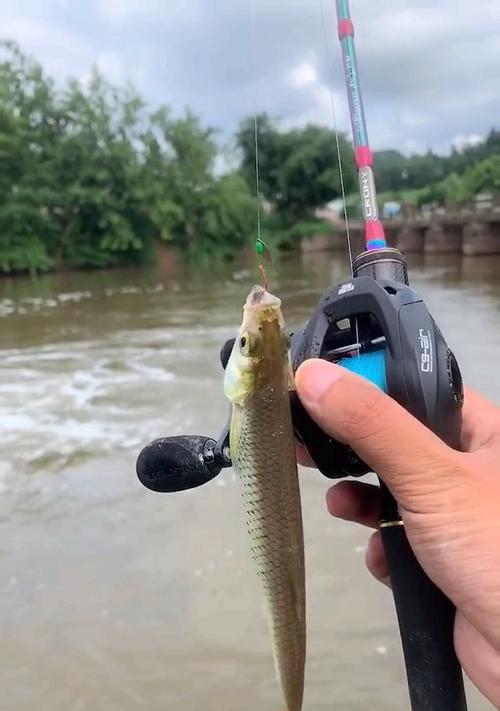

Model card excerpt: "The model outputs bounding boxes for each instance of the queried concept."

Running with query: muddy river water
[1,252,499,710]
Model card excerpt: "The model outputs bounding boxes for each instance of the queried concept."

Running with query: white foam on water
[232,269,251,281]
[0,330,187,469]
[0,275,232,472]
[57,291,92,303]
[0,305,15,317]
[104,285,143,297]
[128,361,175,383]
[0,280,170,320]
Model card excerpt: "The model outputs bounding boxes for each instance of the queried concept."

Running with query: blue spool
[339,349,387,393]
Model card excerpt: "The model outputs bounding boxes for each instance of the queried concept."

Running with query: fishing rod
[313,2,467,708]
[136,2,467,709]
[337,0,386,252]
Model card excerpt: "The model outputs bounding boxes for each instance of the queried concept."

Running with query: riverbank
[300,214,500,257]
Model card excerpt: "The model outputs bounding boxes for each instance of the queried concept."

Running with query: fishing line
[251,0,269,289]
[253,119,262,246]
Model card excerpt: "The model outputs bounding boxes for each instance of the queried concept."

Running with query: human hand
[295,359,500,707]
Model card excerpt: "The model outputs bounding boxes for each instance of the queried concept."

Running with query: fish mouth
[245,285,281,309]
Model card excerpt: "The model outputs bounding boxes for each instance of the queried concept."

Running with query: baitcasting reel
[136,248,464,494]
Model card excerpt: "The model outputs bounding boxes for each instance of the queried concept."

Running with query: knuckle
[340,385,388,442]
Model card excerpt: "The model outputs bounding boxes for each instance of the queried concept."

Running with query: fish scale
[229,347,306,711]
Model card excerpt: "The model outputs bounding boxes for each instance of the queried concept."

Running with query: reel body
[291,275,464,479]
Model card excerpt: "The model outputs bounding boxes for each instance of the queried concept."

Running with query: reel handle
[136,435,230,493]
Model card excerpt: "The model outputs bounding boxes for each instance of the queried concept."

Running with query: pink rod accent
[338,19,354,39]
[354,146,373,169]
[365,220,385,241]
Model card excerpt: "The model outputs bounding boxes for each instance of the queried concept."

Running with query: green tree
[2,39,500,275]
[417,173,468,207]
[144,109,254,257]
[195,173,255,258]
[448,129,500,175]
[376,130,500,196]
[463,156,500,197]
[403,151,446,189]
[54,71,153,268]
[237,114,283,201]
[237,115,356,220]
[374,150,407,192]
[277,125,355,218]
[0,41,256,272]
[146,109,216,251]
[0,41,60,273]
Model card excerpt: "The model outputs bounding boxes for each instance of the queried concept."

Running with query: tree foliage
[462,155,500,197]
[237,115,356,220]
[409,157,500,208]
[1,40,500,275]
[375,129,500,195]
[0,42,254,274]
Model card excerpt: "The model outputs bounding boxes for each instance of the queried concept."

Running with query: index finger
[461,387,500,452]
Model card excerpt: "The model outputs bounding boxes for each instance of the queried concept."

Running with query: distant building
[382,201,401,219]
[315,201,344,225]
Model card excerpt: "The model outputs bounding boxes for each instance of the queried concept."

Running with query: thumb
[295,359,462,512]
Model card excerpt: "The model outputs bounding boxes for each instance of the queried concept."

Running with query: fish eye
[239,332,251,355]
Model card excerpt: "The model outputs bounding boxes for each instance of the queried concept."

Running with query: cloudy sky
[2,0,500,155]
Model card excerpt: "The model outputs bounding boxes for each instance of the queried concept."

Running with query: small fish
[224,285,306,711]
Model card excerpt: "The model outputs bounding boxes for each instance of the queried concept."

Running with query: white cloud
[452,134,485,151]
[95,0,173,24]
[0,0,498,155]
[96,52,126,84]
[1,18,93,82]
[285,59,349,130]
[282,84,347,134]
[289,61,317,89]
[401,112,433,130]
[96,0,147,23]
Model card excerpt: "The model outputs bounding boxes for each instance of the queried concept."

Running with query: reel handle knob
[137,436,226,493]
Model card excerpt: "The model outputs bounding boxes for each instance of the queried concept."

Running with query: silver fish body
[224,285,306,711]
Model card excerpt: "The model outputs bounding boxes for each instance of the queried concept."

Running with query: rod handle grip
[380,518,467,711]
